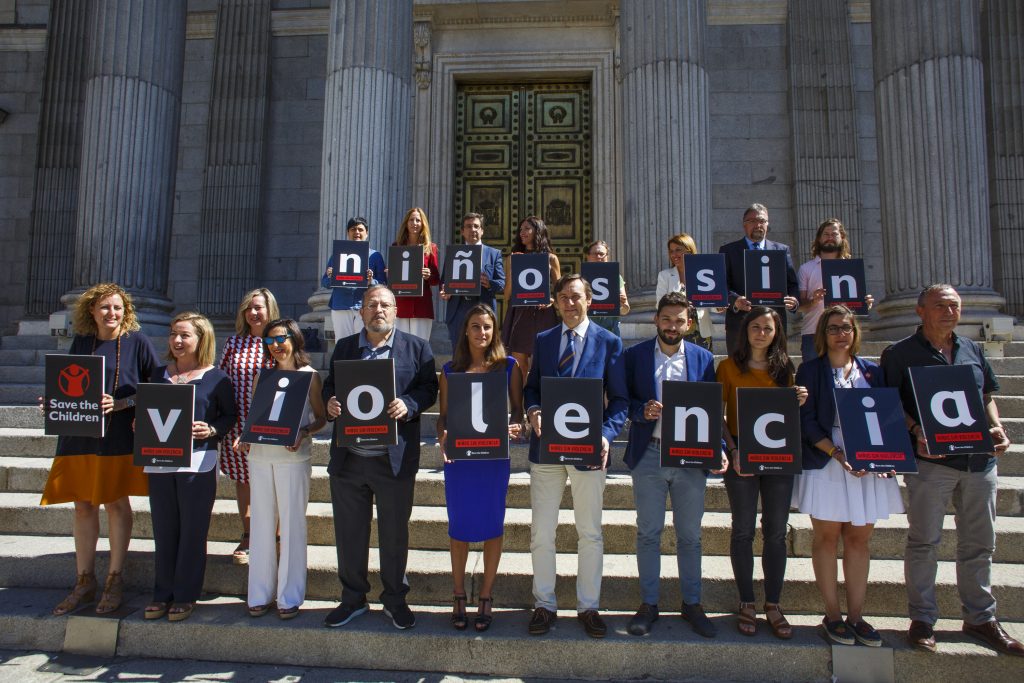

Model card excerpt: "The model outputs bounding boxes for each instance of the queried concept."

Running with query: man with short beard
[796,218,874,362]
[321,285,438,631]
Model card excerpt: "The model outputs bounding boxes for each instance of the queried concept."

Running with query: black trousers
[329,455,416,610]
[148,468,217,603]
[723,468,794,604]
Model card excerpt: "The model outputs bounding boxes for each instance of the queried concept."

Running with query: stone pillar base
[301,289,330,325]
[871,291,1006,340]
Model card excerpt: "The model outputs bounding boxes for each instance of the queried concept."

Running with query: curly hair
[72,283,140,337]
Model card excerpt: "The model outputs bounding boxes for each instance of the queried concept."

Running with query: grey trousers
[904,460,998,626]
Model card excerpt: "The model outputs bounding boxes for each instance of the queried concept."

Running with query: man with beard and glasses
[321,285,438,631]
[796,218,874,362]
[621,292,726,638]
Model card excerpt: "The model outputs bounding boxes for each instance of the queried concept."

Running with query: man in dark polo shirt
[880,284,1019,656]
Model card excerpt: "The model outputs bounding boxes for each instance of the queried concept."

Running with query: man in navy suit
[623,292,726,638]
[719,203,799,353]
[321,285,438,631]
[524,273,628,639]
[440,212,506,346]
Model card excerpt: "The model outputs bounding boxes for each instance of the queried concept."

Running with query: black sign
[508,253,550,306]
[909,365,995,456]
[736,387,802,474]
[241,369,315,447]
[834,387,917,473]
[581,262,620,317]
[743,249,788,306]
[331,240,371,288]
[334,358,397,447]
[660,381,723,468]
[684,254,729,307]
[133,383,194,467]
[538,377,603,467]
[445,371,509,460]
[822,259,868,313]
[443,244,483,297]
[44,354,105,438]
[388,245,424,297]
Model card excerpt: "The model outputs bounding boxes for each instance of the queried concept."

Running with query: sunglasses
[263,333,292,345]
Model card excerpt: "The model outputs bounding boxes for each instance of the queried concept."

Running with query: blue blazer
[444,243,506,324]
[622,338,717,470]
[796,355,884,470]
[523,322,628,466]
[719,237,799,336]
[322,329,438,477]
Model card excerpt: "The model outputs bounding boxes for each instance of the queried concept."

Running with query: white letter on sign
[453,250,473,280]
[347,385,384,420]
[470,381,489,433]
[673,406,709,442]
[760,254,771,289]
[518,268,541,290]
[269,376,291,422]
[148,409,182,442]
[753,413,785,448]
[830,274,857,300]
[553,402,590,438]
[862,396,883,445]
[930,390,975,427]
[696,269,715,292]
[401,251,411,281]
[591,277,609,301]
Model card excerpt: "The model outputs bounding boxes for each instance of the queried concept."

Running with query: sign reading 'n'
[44,354,105,438]
[445,371,509,460]
[660,380,723,468]
[736,387,802,475]
[509,253,551,306]
[834,387,917,473]
[743,250,788,306]
[333,359,398,448]
[241,369,315,448]
[388,245,425,297]
[538,376,603,467]
[133,383,195,467]
[331,240,371,288]
[909,365,995,456]
[683,254,729,307]
[822,259,868,312]
[443,244,483,297]
[580,262,620,317]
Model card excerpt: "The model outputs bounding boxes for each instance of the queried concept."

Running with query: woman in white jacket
[655,233,715,350]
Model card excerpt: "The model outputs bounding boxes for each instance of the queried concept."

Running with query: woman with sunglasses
[793,305,902,646]
[718,306,807,639]
[654,233,714,351]
[238,319,326,620]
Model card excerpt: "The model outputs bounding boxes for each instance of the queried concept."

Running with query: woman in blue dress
[436,304,524,632]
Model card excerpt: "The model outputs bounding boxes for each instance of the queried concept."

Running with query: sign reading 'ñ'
[44,354,105,438]
[241,369,315,448]
[909,365,995,456]
[538,376,604,467]
[444,371,509,460]
[388,245,425,297]
[333,359,398,448]
[133,383,194,467]
[442,244,483,297]
[736,387,802,475]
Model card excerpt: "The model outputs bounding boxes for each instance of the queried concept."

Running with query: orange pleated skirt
[40,454,148,506]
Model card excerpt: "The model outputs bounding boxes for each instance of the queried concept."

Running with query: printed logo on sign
[58,364,90,398]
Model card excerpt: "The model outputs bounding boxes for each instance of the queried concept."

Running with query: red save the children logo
[58,364,90,398]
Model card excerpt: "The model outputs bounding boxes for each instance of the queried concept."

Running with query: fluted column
[196,0,272,321]
[620,0,710,296]
[65,0,186,323]
[309,0,412,318]
[984,0,1024,317]
[872,0,1004,331]
[787,0,862,264]
[25,0,90,317]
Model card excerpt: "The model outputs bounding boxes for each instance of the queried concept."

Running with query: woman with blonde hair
[655,233,715,351]
[41,283,160,616]
[218,288,279,564]
[144,312,235,622]
[392,207,440,340]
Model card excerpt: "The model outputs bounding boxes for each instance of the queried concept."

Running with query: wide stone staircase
[0,332,1023,681]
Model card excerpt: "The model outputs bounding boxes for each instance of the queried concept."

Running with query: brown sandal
[232,533,250,566]
[144,601,169,620]
[95,571,124,614]
[168,602,195,622]
[764,603,793,640]
[737,601,757,636]
[53,572,97,616]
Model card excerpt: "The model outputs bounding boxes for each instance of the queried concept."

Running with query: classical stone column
[619,0,710,297]
[983,0,1024,317]
[25,0,90,318]
[787,0,862,264]
[309,0,413,319]
[65,0,186,324]
[872,0,1004,332]
[196,0,273,321]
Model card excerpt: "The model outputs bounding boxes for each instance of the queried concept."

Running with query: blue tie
[558,330,576,377]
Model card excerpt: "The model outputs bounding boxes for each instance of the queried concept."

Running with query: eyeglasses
[263,334,292,345]
[744,218,768,225]
[365,302,395,311]
[826,325,855,336]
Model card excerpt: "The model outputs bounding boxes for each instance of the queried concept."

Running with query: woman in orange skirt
[40,283,159,615]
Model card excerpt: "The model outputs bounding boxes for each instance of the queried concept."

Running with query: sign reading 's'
[333,359,398,448]
[538,377,603,467]
[580,262,620,317]
[683,254,729,307]
[241,369,315,448]
[44,354,105,438]
[133,383,194,467]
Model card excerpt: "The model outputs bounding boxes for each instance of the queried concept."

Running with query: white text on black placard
[822,259,868,312]
[241,369,315,447]
[737,387,802,474]
[909,365,995,456]
[332,240,371,288]
[834,387,917,473]
[445,371,509,460]
[443,244,483,297]
[388,245,425,297]
[134,383,195,467]
[334,359,398,447]
[539,377,604,467]
[660,380,723,468]
[743,250,788,306]
[509,253,550,306]
[581,262,620,316]
[683,254,729,307]
[44,354,105,438]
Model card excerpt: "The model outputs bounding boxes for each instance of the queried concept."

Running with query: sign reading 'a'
[909,365,995,456]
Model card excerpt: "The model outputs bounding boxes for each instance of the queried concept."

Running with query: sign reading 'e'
[334,358,398,448]
[736,387,802,475]
[538,376,604,467]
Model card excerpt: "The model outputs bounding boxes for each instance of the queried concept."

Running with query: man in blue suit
[440,212,506,346]
[623,292,726,638]
[523,273,628,639]
[321,285,438,631]
[719,203,799,353]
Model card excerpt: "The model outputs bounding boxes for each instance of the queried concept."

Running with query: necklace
[92,333,121,433]
[173,363,200,384]
[832,363,855,389]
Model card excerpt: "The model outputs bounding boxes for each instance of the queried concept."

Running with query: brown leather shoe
[527,607,556,635]
[907,620,937,652]
[577,609,607,638]
[963,620,1024,657]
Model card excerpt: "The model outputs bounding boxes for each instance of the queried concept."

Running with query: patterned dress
[218,334,274,483]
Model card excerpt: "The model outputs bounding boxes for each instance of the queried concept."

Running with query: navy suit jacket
[322,329,438,477]
[719,237,799,335]
[795,354,884,470]
[622,338,717,469]
[523,321,628,466]
[444,243,506,324]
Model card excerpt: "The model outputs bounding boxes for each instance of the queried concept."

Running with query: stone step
[1000,375,1024,394]
[4,457,1023,517]
[0,349,50,365]
[996,395,1024,418]
[0,335,60,350]
[0,366,44,383]
[990,357,1024,373]
[3,493,1022,564]
[4,587,1021,683]
[1003,417,1024,443]
[0,406,40,429]
[1,535,1022,620]
[0,385,44,405]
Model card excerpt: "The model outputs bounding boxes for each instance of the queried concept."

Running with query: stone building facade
[0,0,1020,338]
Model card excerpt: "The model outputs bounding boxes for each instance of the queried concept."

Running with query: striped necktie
[558,329,576,377]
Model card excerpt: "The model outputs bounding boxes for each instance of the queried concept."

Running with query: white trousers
[247,459,311,609]
[330,309,363,341]
[529,462,606,612]
[394,317,432,341]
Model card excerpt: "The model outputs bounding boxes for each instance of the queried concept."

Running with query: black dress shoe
[577,609,607,638]
[323,602,368,628]
[627,603,659,636]
[528,607,557,635]
[682,602,718,638]
[907,619,936,652]
[963,620,1024,657]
